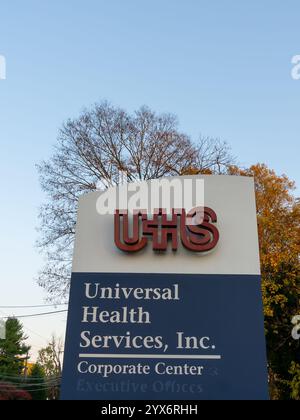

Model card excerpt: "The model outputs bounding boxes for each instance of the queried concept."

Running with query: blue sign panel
[61,273,269,400]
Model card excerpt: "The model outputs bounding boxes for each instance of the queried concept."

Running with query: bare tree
[37,101,235,301]
[37,335,63,400]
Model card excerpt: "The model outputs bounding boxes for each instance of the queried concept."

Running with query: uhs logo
[115,207,219,253]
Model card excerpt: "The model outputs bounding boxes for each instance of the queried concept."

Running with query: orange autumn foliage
[228,164,300,320]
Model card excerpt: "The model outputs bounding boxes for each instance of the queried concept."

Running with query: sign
[61,175,269,400]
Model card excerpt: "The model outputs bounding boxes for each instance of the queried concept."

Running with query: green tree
[0,318,30,378]
[27,364,47,400]
[289,362,300,400]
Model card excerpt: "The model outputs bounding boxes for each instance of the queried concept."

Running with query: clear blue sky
[0,0,299,357]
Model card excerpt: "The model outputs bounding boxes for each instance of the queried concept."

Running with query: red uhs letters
[114,208,219,253]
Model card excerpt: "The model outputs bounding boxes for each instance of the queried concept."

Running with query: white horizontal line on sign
[79,354,222,360]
